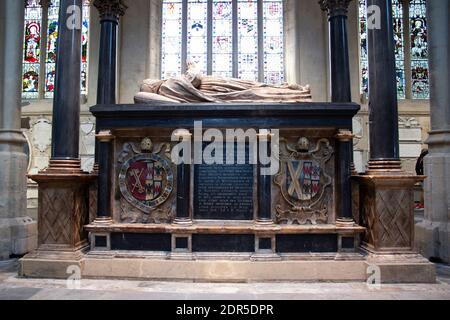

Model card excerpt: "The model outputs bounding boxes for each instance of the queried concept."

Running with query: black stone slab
[192,234,255,252]
[194,142,254,220]
[276,234,338,253]
[91,103,360,131]
[110,233,171,251]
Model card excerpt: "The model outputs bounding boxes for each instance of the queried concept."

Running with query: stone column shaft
[96,131,114,221]
[93,0,127,170]
[319,0,352,103]
[257,130,272,223]
[51,0,82,164]
[366,0,401,171]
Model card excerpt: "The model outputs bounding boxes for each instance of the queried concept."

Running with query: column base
[336,218,355,227]
[23,171,96,278]
[43,159,86,175]
[0,218,37,259]
[366,160,403,175]
[355,174,424,253]
[20,243,88,279]
[173,218,193,225]
[415,220,450,264]
[363,250,436,284]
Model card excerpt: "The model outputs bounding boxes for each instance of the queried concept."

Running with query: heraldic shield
[118,139,174,214]
[274,137,334,225]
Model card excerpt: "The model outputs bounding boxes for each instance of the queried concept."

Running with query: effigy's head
[141,79,164,93]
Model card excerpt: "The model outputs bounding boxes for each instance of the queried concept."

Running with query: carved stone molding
[319,0,352,17]
[93,0,127,22]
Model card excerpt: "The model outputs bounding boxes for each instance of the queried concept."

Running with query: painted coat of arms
[274,137,334,225]
[118,138,174,222]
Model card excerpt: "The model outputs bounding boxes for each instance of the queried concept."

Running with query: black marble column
[93,0,126,171]
[336,130,354,223]
[50,0,82,168]
[174,130,192,224]
[366,0,401,171]
[319,0,352,103]
[257,130,272,223]
[176,163,191,220]
[96,131,114,221]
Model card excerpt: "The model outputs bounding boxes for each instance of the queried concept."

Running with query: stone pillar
[174,130,192,225]
[366,0,401,173]
[95,131,114,223]
[49,0,83,171]
[416,0,450,263]
[92,0,127,172]
[319,0,352,103]
[0,0,37,259]
[257,129,272,223]
[336,129,354,225]
[21,0,96,278]
[354,0,435,283]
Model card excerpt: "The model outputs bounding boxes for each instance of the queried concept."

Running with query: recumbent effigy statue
[134,62,312,104]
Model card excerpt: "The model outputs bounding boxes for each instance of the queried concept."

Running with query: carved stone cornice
[93,0,127,22]
[319,0,353,18]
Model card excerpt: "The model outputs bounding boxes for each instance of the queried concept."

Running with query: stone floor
[0,259,449,300]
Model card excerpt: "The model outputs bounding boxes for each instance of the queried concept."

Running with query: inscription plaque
[194,143,254,220]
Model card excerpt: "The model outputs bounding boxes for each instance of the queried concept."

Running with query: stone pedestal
[355,174,436,283]
[20,171,95,278]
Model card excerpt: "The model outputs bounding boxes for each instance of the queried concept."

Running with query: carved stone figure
[134,63,312,104]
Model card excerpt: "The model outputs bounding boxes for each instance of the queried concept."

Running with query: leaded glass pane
[187,0,208,74]
[359,0,406,99]
[212,0,233,77]
[358,0,368,96]
[81,1,90,95]
[263,0,284,84]
[44,0,60,98]
[238,0,258,81]
[410,0,429,99]
[161,0,183,79]
[22,0,42,99]
[44,0,90,98]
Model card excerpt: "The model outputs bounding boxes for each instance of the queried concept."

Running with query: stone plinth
[355,174,436,283]
[20,172,96,278]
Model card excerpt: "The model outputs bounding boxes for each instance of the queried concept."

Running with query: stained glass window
[238,0,259,81]
[22,0,90,100]
[263,0,284,84]
[161,0,183,79]
[212,0,233,77]
[410,0,429,99]
[358,0,429,100]
[22,0,42,99]
[161,0,285,84]
[392,0,405,99]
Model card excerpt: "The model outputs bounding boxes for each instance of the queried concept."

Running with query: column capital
[93,0,127,23]
[96,130,115,142]
[335,129,354,142]
[319,0,352,18]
